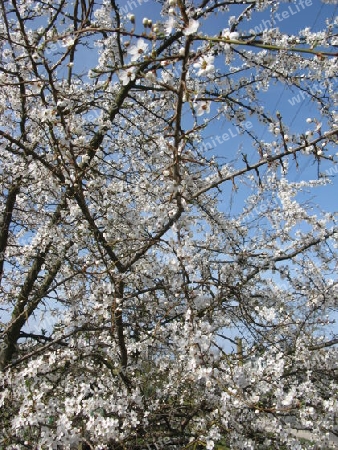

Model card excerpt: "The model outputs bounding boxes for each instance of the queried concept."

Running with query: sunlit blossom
[222,28,240,41]
[195,101,210,115]
[119,67,136,85]
[128,38,148,61]
[164,16,176,35]
[61,36,75,47]
[193,55,215,76]
[183,19,199,36]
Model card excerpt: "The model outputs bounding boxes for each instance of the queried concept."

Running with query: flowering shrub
[0,0,337,449]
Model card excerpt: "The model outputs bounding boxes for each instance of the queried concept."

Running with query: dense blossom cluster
[0,0,337,449]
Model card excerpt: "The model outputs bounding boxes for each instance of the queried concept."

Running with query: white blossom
[194,55,215,76]
[119,67,136,85]
[195,101,211,115]
[165,16,176,35]
[128,38,148,61]
[222,28,240,41]
[183,19,200,36]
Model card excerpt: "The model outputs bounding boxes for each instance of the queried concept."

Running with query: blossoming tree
[0,0,337,448]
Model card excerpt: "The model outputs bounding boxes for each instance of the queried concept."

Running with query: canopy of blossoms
[0,0,337,449]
